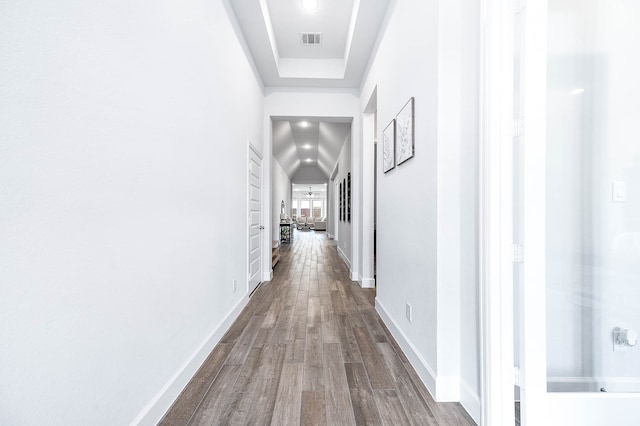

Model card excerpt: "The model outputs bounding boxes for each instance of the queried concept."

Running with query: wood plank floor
[160,231,476,425]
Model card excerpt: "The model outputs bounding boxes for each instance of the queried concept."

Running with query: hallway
[160,231,475,425]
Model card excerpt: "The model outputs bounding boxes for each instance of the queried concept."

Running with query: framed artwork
[347,172,351,222]
[383,119,396,173]
[396,97,415,165]
[339,182,343,221]
[343,178,346,221]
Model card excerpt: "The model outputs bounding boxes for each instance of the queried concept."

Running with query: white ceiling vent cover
[301,33,322,45]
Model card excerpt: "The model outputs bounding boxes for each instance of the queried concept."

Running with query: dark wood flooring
[160,231,476,425]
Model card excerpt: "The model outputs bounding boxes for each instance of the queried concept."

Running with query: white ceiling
[228,0,390,88]
[227,1,381,181]
[268,0,353,60]
[272,118,351,179]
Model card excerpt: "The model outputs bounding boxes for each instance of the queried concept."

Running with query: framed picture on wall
[383,119,396,173]
[396,97,415,165]
[339,182,343,221]
[347,172,351,222]
[343,178,346,221]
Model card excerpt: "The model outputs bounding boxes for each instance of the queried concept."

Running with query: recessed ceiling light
[302,0,318,11]
[302,144,312,149]
[299,121,310,128]
[305,158,312,162]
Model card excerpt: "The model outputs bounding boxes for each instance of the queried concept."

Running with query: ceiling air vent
[301,33,322,45]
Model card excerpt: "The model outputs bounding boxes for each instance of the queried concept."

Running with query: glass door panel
[518,1,640,424]
[545,0,640,395]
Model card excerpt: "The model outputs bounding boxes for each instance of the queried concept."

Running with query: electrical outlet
[406,302,412,322]
[233,279,237,293]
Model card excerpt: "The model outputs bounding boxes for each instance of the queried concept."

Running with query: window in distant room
[300,200,310,217]
[313,200,322,218]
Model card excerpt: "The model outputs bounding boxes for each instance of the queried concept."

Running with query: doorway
[362,87,377,288]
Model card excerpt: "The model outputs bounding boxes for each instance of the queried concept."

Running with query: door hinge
[513,243,524,263]
[514,0,526,14]
[513,116,524,138]
[514,366,522,386]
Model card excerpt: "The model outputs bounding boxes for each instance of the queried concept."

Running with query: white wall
[0,1,264,424]
[272,157,291,244]
[360,0,481,421]
[362,0,439,398]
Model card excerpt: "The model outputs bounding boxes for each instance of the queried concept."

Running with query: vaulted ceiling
[272,119,351,179]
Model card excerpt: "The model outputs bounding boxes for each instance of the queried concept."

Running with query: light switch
[612,181,626,203]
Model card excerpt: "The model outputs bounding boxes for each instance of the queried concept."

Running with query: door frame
[361,87,377,289]
[478,0,516,423]
[480,1,640,424]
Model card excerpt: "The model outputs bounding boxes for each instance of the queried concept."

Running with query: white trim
[262,270,273,282]
[376,299,461,402]
[437,375,461,402]
[375,299,437,398]
[330,163,339,180]
[547,377,640,393]
[545,393,640,426]
[461,379,482,424]
[360,277,375,288]
[132,295,249,425]
[337,246,351,271]
[478,0,515,424]
[520,1,549,423]
[360,95,376,299]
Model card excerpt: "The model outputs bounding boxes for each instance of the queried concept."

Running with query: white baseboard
[547,376,640,393]
[460,379,481,424]
[437,375,460,402]
[263,270,273,282]
[375,299,437,396]
[375,300,467,405]
[132,295,249,425]
[360,277,375,288]
[337,246,351,270]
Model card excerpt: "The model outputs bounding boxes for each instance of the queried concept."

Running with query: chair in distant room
[296,216,306,229]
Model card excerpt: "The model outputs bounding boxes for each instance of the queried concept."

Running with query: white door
[248,144,263,294]
[518,1,640,424]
